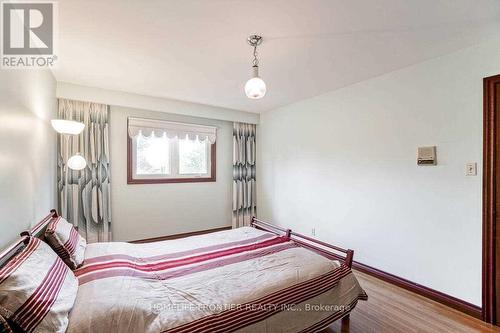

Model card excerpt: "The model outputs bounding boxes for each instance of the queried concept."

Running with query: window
[127,117,216,184]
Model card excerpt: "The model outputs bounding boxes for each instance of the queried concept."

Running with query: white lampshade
[245,77,267,99]
[51,119,85,135]
[67,154,87,171]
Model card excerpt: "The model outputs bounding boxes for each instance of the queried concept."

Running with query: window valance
[128,117,217,144]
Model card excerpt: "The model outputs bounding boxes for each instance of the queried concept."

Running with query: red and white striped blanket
[67,227,367,333]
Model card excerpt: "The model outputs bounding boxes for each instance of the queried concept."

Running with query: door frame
[483,74,500,323]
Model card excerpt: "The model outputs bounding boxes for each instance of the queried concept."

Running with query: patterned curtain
[232,122,256,228]
[57,99,111,243]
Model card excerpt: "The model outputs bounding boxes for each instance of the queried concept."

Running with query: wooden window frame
[127,134,216,184]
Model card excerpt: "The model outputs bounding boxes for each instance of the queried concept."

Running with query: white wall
[110,106,233,241]
[57,79,257,242]
[57,82,259,124]
[0,69,57,249]
[258,40,500,306]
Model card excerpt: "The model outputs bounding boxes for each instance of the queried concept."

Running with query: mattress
[67,227,367,333]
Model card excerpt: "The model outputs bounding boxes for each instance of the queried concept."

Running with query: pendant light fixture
[245,35,266,99]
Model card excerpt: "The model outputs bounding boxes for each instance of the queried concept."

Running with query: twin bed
[0,210,367,333]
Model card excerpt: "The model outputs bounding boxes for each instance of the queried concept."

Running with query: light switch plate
[466,163,477,176]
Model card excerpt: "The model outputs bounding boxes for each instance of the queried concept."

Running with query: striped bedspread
[67,227,367,333]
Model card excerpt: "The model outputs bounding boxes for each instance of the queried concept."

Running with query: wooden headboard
[19,209,58,238]
[0,209,58,268]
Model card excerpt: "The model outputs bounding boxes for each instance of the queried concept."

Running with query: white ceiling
[54,0,500,113]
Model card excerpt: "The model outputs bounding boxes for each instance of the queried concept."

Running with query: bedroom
[0,0,500,332]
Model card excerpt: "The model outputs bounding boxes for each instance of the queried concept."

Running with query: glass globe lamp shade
[51,120,85,135]
[245,77,266,99]
[67,154,87,171]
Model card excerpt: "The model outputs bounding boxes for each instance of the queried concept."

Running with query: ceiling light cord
[252,45,259,67]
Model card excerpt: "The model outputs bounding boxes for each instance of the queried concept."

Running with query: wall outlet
[311,227,316,236]
[466,163,477,176]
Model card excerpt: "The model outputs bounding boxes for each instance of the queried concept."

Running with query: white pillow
[0,237,78,333]
[45,217,86,270]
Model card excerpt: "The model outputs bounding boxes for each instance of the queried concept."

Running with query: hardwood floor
[325,271,500,333]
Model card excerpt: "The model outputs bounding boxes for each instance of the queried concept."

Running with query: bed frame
[0,211,355,271]
[0,210,355,328]
[0,210,58,268]
[250,217,354,268]
[251,217,355,324]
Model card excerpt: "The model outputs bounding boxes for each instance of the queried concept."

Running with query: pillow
[0,237,78,333]
[44,216,86,270]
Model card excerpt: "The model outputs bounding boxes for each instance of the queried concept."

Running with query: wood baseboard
[352,261,482,319]
[129,226,232,244]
